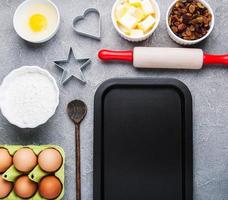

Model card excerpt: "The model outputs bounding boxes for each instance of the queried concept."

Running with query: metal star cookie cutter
[72,8,101,41]
[54,47,91,85]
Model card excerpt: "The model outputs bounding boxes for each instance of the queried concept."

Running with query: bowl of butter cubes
[112,0,160,42]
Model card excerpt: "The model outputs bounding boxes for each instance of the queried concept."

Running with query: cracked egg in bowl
[13,0,60,43]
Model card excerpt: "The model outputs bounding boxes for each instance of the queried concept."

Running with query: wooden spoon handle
[75,124,81,200]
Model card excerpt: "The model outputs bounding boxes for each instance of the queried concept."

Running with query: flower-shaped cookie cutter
[72,8,101,40]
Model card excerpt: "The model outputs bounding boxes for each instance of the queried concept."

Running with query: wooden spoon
[67,100,87,200]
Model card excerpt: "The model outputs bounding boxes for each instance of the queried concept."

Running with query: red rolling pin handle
[204,54,228,65]
[98,49,133,62]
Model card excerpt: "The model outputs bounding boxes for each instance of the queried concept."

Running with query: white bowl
[112,0,160,42]
[0,66,59,128]
[166,0,215,46]
[13,0,60,43]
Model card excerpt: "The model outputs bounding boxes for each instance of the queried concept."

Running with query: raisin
[178,23,187,31]
[171,26,178,33]
[189,5,196,13]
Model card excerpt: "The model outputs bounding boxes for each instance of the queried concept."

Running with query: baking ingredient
[14,176,37,198]
[29,13,47,32]
[168,0,212,40]
[140,0,155,15]
[39,176,62,199]
[0,66,59,128]
[115,2,129,20]
[0,148,13,173]
[138,15,156,32]
[128,6,144,22]
[130,29,144,37]
[119,12,138,30]
[14,2,59,42]
[38,148,63,172]
[115,0,157,37]
[117,23,131,35]
[0,145,65,199]
[13,148,37,172]
[0,175,13,198]
[129,0,141,6]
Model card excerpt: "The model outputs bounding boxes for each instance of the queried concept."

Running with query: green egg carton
[0,145,65,200]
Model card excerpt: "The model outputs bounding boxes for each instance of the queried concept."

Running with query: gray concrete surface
[0,0,228,199]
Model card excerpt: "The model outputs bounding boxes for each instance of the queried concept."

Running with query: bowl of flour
[0,66,59,128]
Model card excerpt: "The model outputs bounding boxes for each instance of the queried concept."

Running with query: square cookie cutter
[72,8,101,41]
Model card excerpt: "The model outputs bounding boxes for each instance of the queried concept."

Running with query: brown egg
[14,176,37,198]
[13,148,37,172]
[0,175,13,198]
[39,176,62,199]
[38,148,62,172]
[0,148,13,173]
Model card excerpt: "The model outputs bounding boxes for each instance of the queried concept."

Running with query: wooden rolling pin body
[133,47,204,69]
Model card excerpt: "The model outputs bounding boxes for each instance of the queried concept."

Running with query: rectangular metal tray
[94,78,193,200]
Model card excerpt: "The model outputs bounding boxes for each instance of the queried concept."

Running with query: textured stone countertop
[0,0,228,199]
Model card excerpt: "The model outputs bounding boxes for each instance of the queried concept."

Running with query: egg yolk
[29,14,47,32]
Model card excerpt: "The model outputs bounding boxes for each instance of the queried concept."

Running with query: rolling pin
[98,47,228,69]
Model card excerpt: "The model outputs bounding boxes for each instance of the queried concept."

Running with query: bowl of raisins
[166,0,214,45]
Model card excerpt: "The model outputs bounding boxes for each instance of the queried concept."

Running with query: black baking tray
[94,78,193,200]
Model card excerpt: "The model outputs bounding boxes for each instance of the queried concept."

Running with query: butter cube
[141,0,155,15]
[117,22,131,35]
[129,0,142,6]
[115,3,129,20]
[128,6,144,22]
[130,29,144,37]
[138,15,156,32]
[119,12,138,30]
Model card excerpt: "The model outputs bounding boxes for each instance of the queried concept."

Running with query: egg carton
[0,145,65,200]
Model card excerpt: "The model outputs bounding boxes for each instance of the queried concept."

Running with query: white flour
[0,66,59,128]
